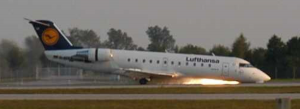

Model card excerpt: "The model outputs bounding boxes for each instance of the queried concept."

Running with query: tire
[139,78,148,85]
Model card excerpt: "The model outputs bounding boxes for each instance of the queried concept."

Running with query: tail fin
[25,18,81,50]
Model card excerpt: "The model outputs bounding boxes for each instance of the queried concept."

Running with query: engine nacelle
[70,48,111,63]
[96,49,111,62]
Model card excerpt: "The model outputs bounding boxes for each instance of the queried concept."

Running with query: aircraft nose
[259,70,271,82]
[263,74,271,81]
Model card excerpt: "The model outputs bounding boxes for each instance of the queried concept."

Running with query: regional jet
[26,19,271,85]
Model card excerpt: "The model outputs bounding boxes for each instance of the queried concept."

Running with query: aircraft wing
[122,68,182,79]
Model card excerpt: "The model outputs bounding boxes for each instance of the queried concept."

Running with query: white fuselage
[45,48,271,83]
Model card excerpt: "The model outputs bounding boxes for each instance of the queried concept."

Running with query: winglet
[211,53,215,56]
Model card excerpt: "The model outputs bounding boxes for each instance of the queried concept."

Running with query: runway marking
[0,94,298,100]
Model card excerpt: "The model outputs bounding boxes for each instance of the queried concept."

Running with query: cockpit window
[239,63,254,68]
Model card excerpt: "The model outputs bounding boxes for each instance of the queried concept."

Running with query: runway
[0,82,300,89]
[0,94,298,100]
[0,81,299,100]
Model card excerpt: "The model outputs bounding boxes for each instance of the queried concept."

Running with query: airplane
[25,18,271,85]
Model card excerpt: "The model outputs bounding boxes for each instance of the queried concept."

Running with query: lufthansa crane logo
[42,28,59,46]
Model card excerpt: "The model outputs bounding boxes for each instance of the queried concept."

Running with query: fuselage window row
[126,58,209,67]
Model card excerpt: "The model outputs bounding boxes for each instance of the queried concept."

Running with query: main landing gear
[139,78,150,85]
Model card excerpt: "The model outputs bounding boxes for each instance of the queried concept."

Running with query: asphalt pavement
[0,94,297,100]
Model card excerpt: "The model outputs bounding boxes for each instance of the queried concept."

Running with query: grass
[0,100,286,109]
[271,79,300,82]
[1,86,300,94]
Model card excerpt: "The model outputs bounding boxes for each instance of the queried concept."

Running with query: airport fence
[0,67,135,85]
[35,67,122,81]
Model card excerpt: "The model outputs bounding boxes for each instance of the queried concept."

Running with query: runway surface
[0,94,298,100]
[0,82,300,89]
[0,81,299,100]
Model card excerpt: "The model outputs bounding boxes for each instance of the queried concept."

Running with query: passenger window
[201,63,204,67]
[164,61,167,64]
[208,64,211,67]
[171,61,174,65]
[157,60,160,64]
[128,58,131,62]
[186,62,189,66]
[193,63,196,66]
[135,59,138,62]
[239,63,254,68]
[149,60,152,63]
[178,62,181,66]
[143,59,146,63]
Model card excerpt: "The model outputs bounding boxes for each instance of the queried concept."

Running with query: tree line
[0,25,299,79]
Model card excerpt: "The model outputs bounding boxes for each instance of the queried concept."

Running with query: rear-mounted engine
[70,48,111,63]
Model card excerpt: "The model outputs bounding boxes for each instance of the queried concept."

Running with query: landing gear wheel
[139,78,148,85]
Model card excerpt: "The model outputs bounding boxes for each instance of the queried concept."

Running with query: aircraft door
[222,63,229,76]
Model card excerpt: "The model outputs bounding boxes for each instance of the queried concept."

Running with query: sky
[0,0,300,49]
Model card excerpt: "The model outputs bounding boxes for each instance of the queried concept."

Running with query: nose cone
[251,68,271,83]
[263,73,271,81]
[258,69,271,82]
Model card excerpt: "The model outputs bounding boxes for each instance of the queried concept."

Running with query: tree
[232,33,250,58]
[0,53,9,79]
[210,45,231,56]
[0,39,25,77]
[247,48,267,68]
[103,28,137,50]
[286,36,300,79]
[136,47,146,51]
[68,28,101,48]
[266,35,286,79]
[24,35,44,64]
[146,26,175,52]
[24,36,42,76]
[173,45,180,53]
[179,44,207,55]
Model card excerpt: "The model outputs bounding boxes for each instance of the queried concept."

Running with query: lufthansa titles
[186,57,220,63]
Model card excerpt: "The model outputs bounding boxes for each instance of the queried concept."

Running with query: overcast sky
[0,0,300,49]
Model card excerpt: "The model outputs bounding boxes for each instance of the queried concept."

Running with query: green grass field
[0,86,300,94]
[271,79,300,82]
[0,100,298,109]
